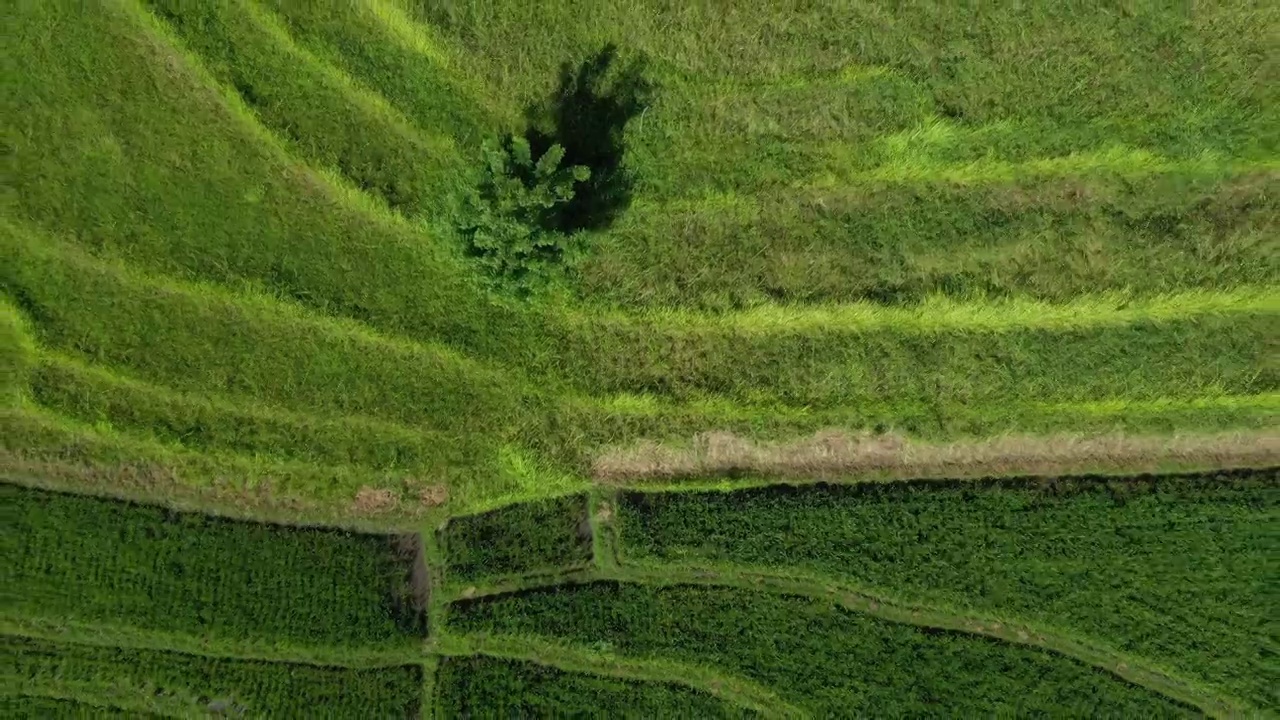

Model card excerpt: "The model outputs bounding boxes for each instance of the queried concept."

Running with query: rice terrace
[2,0,1277,717]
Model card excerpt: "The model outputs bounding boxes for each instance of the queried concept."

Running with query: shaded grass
[448,581,1197,717]
[2,635,423,718]
[142,0,470,219]
[440,494,592,587]
[615,469,1279,707]
[2,484,427,647]
[435,654,753,718]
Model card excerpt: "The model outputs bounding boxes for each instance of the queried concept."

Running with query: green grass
[2,484,426,648]
[435,654,752,718]
[440,494,592,587]
[143,0,470,219]
[580,168,1279,309]
[1,405,449,523]
[261,0,499,146]
[2,0,528,361]
[447,581,1197,717]
[420,0,1278,307]
[616,469,1279,707]
[2,635,423,718]
[2,0,1277,714]
[0,695,159,719]
[27,352,487,478]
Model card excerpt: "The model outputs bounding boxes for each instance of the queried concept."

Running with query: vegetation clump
[461,44,654,293]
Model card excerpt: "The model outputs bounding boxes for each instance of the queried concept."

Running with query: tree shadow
[521,43,655,233]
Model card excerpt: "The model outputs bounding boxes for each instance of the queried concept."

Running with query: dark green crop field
[435,654,752,718]
[2,636,423,718]
[448,582,1198,717]
[3,0,1276,715]
[3,484,427,650]
[616,469,1279,707]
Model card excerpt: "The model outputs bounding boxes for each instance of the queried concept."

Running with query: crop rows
[440,494,593,586]
[616,468,1278,707]
[447,581,1195,717]
[435,655,749,718]
[3,484,427,648]
[2,635,422,718]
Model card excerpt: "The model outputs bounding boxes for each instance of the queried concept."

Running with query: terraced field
[2,1,1276,716]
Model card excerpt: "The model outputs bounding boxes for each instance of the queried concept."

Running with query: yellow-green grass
[8,220,1273,468]
[27,352,489,479]
[259,0,498,145]
[143,0,470,219]
[579,167,1279,309]
[3,0,530,361]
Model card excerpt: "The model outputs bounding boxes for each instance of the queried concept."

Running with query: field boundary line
[432,633,806,718]
[440,565,1247,717]
[608,564,1245,718]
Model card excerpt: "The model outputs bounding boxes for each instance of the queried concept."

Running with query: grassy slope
[419,0,1278,309]
[2,1,1277,714]
[3,0,1274,502]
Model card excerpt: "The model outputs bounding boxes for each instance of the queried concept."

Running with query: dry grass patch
[592,429,1280,483]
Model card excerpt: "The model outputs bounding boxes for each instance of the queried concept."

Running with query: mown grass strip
[435,654,758,718]
[547,303,1276,416]
[433,634,799,718]
[447,581,1199,718]
[2,635,424,719]
[577,286,1279,335]
[614,469,1278,710]
[2,483,428,648]
[592,429,1280,484]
